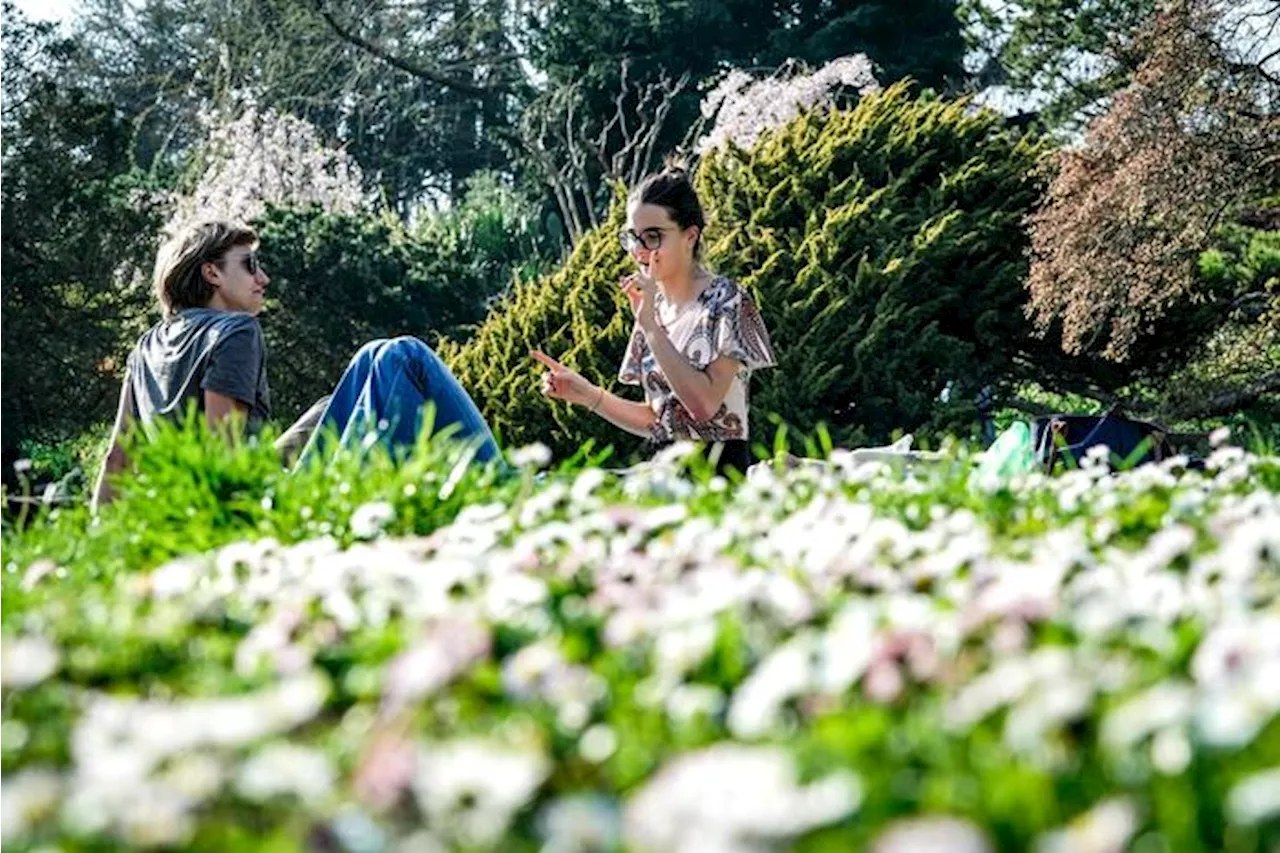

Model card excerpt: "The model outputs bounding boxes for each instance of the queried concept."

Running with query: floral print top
[619,275,775,443]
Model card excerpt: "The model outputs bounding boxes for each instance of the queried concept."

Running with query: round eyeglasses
[618,226,677,252]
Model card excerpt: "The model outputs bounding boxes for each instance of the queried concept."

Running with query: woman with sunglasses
[93,220,503,510]
[533,164,776,475]
[92,221,273,509]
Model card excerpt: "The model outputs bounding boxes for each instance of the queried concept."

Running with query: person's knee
[352,338,389,363]
[373,336,438,370]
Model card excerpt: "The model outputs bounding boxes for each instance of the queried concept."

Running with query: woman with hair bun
[532,164,776,475]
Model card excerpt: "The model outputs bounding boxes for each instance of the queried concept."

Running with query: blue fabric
[297,336,502,467]
[1031,412,1171,470]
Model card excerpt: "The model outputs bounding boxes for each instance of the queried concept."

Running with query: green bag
[972,421,1038,486]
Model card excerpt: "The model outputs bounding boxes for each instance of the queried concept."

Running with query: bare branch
[518,59,691,246]
[1164,370,1280,420]
[310,0,510,96]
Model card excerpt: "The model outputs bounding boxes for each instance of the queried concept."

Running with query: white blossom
[578,725,618,764]
[1,767,62,842]
[539,795,622,853]
[697,55,879,154]
[351,501,396,540]
[1034,799,1138,853]
[511,442,553,470]
[236,742,335,806]
[871,816,992,853]
[1,636,59,689]
[728,632,817,739]
[414,739,550,847]
[624,744,860,853]
[165,100,366,237]
[1226,767,1280,825]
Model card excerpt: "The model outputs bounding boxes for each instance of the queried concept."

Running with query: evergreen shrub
[256,190,552,423]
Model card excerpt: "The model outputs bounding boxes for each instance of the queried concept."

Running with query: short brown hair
[154,220,258,317]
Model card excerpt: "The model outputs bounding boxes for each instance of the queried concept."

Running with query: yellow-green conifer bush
[437,202,640,461]
[445,82,1049,458]
[700,81,1050,446]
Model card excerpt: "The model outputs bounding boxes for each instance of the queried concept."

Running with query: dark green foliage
[254,187,557,424]
[1,7,168,468]
[959,0,1155,127]
[1195,222,1280,327]
[537,0,967,94]
[445,84,1050,458]
[15,424,113,495]
[1121,222,1280,425]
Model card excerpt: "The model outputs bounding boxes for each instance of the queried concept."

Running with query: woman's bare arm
[274,395,331,463]
[641,324,742,421]
[589,389,658,437]
[204,389,250,434]
[531,349,656,437]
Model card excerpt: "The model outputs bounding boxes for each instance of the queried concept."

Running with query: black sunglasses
[221,250,261,276]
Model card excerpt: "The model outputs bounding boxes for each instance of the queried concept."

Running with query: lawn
[3,425,1279,851]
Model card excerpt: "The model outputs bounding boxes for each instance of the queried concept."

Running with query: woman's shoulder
[201,310,265,345]
[173,307,262,333]
[700,275,755,314]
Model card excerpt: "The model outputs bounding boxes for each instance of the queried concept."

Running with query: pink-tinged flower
[235,607,307,677]
[382,619,490,714]
[864,660,905,703]
[354,724,418,812]
[20,559,58,591]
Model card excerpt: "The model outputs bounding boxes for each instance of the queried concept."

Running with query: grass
[2,420,1279,851]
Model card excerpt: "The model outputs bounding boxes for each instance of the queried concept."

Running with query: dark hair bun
[661,154,693,179]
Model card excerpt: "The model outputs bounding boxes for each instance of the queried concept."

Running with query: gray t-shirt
[126,308,271,435]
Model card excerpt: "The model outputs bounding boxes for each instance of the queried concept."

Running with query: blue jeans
[296,337,502,467]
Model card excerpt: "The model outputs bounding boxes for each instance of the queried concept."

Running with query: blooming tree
[165,101,367,237]
[1026,0,1280,362]
[695,54,880,154]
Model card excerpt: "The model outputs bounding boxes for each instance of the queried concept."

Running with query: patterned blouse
[619,275,775,443]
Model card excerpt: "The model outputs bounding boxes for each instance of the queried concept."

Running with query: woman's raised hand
[530,350,598,407]
[620,271,658,332]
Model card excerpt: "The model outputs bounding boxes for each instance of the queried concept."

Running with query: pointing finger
[529,349,565,372]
